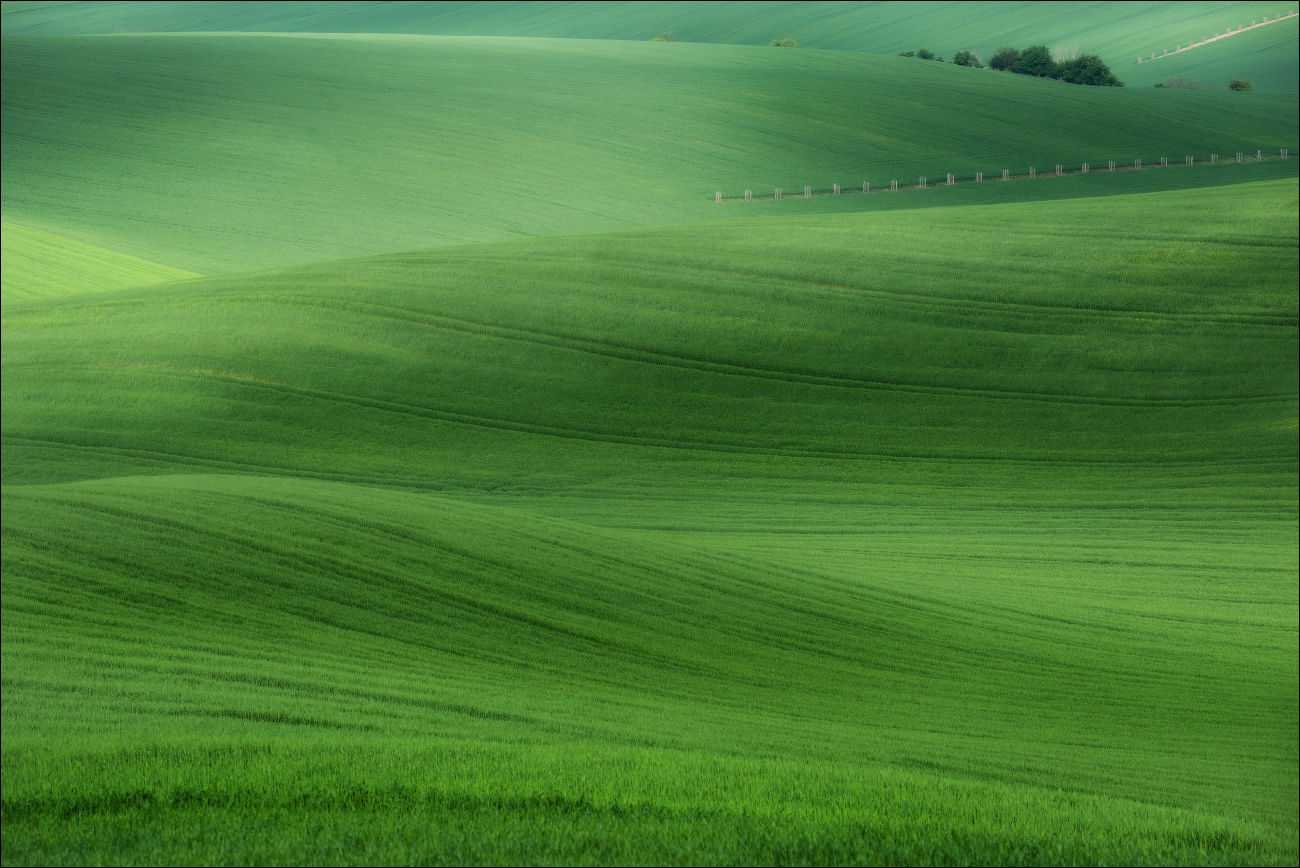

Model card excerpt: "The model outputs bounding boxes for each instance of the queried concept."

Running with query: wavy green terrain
[3,33,1296,279]
[3,172,1298,864]
[2,5,1298,865]
[4,1,1298,90]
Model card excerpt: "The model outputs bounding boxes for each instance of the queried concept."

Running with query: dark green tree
[952,50,983,68]
[1056,54,1122,86]
[988,47,1020,70]
[1012,44,1057,77]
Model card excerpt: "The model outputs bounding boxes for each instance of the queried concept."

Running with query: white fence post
[863,180,870,193]
[803,184,812,199]
[1185,155,1193,166]
[714,191,723,203]
[1081,161,1089,174]
[775,187,783,200]
[1029,166,1036,178]
[744,189,753,202]
[1160,155,1168,167]
[832,183,840,195]
[946,172,954,185]
[1236,151,1243,163]
[1002,168,1010,181]
[1256,149,1263,161]
[918,176,927,189]
[891,179,898,191]
[1283,148,1290,159]
[976,171,984,183]
[1055,164,1062,176]
[1135,158,1142,169]
[1108,160,1116,172]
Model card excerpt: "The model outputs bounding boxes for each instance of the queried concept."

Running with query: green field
[4,0,1298,90]
[4,33,1296,279]
[2,4,1298,866]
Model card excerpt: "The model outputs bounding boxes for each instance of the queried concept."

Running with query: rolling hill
[3,172,1297,864]
[3,32,1296,285]
[3,0,1298,90]
[2,3,1298,864]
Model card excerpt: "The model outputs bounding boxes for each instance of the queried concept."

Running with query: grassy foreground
[2,174,1296,864]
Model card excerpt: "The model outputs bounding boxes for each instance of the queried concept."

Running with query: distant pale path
[1137,9,1299,64]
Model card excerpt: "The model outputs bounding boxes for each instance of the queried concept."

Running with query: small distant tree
[1228,79,1252,91]
[916,48,936,60]
[1056,54,1122,86]
[1012,44,1058,77]
[897,49,915,57]
[952,49,983,68]
[770,36,799,47]
[989,47,1021,70]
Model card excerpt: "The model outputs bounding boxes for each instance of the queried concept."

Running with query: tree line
[900,45,1123,87]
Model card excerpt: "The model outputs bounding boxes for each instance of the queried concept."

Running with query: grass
[3,0,1297,90]
[2,171,1297,864]
[0,218,196,306]
[2,33,1295,277]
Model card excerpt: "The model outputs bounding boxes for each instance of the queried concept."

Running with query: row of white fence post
[716,149,1293,200]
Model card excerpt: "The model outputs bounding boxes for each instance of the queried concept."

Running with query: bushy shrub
[1012,45,1057,77]
[1228,79,1252,91]
[952,50,983,68]
[1056,54,1123,86]
[989,47,1020,70]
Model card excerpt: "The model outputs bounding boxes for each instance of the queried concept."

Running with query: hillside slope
[3,177,1296,863]
[0,218,197,305]
[1138,13,1299,90]
[3,33,1296,276]
[3,0,1297,89]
